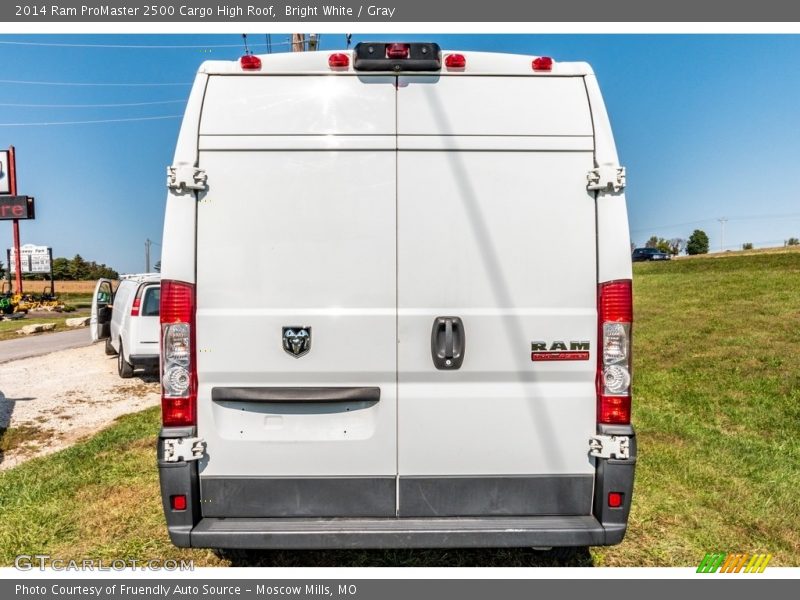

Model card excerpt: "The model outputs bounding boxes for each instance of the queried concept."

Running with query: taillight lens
[532,56,554,72]
[597,280,632,424]
[445,53,466,69]
[328,53,350,69]
[130,297,141,317]
[160,280,196,427]
[240,54,262,71]
[386,43,410,59]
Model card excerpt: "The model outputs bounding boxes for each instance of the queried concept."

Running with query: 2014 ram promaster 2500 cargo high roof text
[157,44,635,550]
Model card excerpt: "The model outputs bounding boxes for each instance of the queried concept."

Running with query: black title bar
[3,1,800,22]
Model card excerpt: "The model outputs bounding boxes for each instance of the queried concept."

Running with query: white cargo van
[158,44,636,550]
[91,273,161,377]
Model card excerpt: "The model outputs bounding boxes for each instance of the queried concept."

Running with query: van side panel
[584,74,633,284]
[161,72,207,285]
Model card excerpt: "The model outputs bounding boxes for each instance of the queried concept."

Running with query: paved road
[0,328,93,364]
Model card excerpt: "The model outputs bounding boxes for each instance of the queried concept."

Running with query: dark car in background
[632,247,671,262]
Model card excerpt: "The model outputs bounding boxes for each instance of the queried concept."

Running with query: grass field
[0,252,798,567]
[0,309,90,342]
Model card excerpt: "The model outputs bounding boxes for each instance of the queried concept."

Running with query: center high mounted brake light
[353,42,442,72]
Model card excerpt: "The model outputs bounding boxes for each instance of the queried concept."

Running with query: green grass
[0,252,798,566]
[0,309,90,341]
[596,253,800,566]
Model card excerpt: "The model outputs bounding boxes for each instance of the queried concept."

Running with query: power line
[0,79,191,87]
[0,99,186,108]
[631,212,800,234]
[0,39,294,49]
[0,115,182,126]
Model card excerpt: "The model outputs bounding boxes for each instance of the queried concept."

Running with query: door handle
[431,316,465,370]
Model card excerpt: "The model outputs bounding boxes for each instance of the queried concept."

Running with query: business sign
[8,244,51,274]
[0,195,35,220]
[0,150,10,194]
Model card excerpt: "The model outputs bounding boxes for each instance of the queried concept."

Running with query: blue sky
[1,34,799,273]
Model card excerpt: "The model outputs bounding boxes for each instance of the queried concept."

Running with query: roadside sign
[0,150,10,194]
[8,244,51,274]
[0,195,35,220]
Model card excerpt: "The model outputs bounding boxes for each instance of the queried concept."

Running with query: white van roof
[197,50,595,77]
[118,273,161,283]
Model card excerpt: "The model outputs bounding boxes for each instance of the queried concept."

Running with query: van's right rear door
[396,74,599,517]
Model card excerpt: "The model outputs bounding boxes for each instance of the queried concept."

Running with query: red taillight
[170,494,187,511]
[608,492,624,508]
[599,396,632,425]
[130,297,141,317]
[532,56,553,72]
[328,53,350,69]
[386,43,410,59]
[240,54,262,71]
[597,280,633,425]
[599,280,633,323]
[160,280,196,427]
[161,280,194,324]
[445,53,466,69]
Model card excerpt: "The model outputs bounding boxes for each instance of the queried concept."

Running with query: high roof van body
[158,45,635,549]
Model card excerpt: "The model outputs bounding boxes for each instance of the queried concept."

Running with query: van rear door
[90,278,114,343]
[396,75,598,516]
[193,74,398,517]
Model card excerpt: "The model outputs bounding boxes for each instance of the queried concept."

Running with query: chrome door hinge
[167,165,207,192]
[163,437,206,462]
[589,435,630,460]
[587,166,626,193]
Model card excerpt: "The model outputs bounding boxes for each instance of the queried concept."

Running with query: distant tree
[742,242,754,250]
[51,257,70,280]
[786,237,800,246]
[0,259,4,279]
[655,238,671,254]
[668,238,686,256]
[687,229,710,255]
[645,235,659,249]
[153,260,161,273]
[68,254,89,280]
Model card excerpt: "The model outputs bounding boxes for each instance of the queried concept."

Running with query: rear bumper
[188,515,620,549]
[158,426,636,550]
[129,353,159,368]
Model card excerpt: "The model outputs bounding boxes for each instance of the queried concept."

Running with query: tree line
[642,230,709,255]
[643,230,800,255]
[0,254,118,280]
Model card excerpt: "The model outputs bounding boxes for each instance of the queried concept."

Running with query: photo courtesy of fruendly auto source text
[0,1,798,598]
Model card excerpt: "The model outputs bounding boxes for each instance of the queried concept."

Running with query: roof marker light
[532,56,553,72]
[240,54,262,71]
[445,54,466,69]
[328,53,350,69]
[386,43,410,59]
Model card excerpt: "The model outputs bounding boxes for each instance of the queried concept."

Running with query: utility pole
[717,218,728,252]
[145,238,151,272]
[291,34,319,52]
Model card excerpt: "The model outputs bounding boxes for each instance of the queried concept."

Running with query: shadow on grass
[218,547,593,567]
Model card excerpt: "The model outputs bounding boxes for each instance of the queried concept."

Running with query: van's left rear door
[194,74,398,518]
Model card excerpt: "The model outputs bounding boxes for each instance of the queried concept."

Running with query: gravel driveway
[0,344,159,470]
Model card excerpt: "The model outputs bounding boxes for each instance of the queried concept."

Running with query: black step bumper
[189,515,619,549]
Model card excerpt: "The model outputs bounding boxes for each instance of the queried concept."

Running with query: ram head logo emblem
[282,327,311,358]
